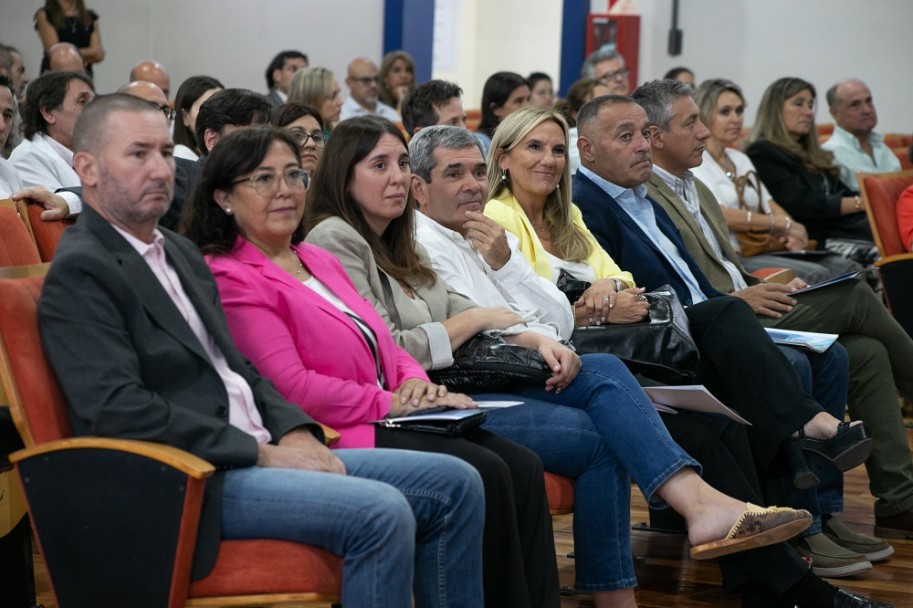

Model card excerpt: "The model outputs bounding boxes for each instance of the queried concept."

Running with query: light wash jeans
[221,448,484,608]
[478,352,700,591]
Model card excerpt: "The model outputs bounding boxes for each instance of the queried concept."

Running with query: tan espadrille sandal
[689,503,812,560]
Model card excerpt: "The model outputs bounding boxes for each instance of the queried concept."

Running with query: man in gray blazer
[37,93,484,605]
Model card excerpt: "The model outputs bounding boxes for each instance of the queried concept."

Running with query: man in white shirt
[339,58,401,122]
[8,70,93,217]
[410,125,573,340]
[822,79,900,190]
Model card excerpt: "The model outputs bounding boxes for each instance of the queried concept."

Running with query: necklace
[292,259,304,276]
[712,149,735,179]
[530,217,549,236]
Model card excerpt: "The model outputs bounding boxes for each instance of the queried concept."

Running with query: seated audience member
[339,58,400,122]
[129,59,171,100]
[265,50,308,105]
[164,88,273,230]
[409,122,885,604]
[400,79,467,136]
[270,102,325,175]
[560,77,611,174]
[634,79,909,567]
[822,79,900,190]
[575,90,913,548]
[9,70,94,216]
[0,76,78,217]
[0,45,27,156]
[580,47,631,95]
[172,75,224,160]
[475,71,530,154]
[289,67,343,135]
[898,183,913,252]
[0,76,22,193]
[0,44,29,101]
[43,42,85,74]
[527,72,555,109]
[485,106,873,505]
[746,78,875,261]
[378,50,415,115]
[691,78,860,282]
[303,116,815,608]
[664,66,695,86]
[39,94,486,608]
[184,124,564,608]
[34,0,104,75]
[117,81,172,122]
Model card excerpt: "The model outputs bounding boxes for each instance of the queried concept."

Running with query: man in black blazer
[569,95,846,464]
[37,93,485,604]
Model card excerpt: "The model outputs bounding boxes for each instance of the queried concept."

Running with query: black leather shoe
[874,506,913,540]
[833,589,894,607]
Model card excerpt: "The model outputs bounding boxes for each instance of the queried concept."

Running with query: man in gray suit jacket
[37,93,484,605]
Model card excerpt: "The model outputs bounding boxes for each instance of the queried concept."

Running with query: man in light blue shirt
[822,79,900,190]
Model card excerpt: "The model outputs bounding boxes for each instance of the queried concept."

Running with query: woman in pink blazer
[181,125,562,608]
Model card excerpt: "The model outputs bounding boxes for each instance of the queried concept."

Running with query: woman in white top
[691,79,859,282]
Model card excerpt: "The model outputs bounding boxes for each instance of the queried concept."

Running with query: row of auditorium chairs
[0,199,575,606]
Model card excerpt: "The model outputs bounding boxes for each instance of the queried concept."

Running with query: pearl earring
[500,169,508,182]
[225,206,233,216]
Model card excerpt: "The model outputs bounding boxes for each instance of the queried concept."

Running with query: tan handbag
[732,170,787,257]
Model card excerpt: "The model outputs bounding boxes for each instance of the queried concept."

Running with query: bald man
[129,59,171,99]
[45,43,86,74]
[339,57,400,121]
[822,79,900,190]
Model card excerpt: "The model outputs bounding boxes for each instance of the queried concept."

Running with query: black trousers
[375,425,559,608]
[686,296,821,469]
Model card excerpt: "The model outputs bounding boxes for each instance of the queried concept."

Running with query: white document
[764,328,839,354]
[643,385,752,426]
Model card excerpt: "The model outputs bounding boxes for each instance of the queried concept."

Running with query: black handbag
[428,333,553,393]
[569,285,700,384]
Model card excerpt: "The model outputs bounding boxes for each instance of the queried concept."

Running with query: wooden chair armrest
[319,423,341,446]
[0,262,52,279]
[9,437,215,479]
[876,253,913,268]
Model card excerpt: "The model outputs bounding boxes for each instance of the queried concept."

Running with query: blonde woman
[289,67,343,135]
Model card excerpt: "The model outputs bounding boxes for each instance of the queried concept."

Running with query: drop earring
[500,169,508,182]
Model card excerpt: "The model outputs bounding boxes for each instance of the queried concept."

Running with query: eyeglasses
[598,68,630,83]
[287,128,325,149]
[232,168,309,194]
[158,104,175,121]
[351,76,380,86]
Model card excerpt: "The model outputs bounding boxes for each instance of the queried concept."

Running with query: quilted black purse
[568,285,700,384]
[428,333,553,393]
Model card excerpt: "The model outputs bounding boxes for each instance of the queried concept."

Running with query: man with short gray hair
[580,47,630,95]
[822,79,899,190]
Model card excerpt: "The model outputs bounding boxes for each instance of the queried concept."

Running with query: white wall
[2,0,910,132]
[594,0,912,133]
[0,0,384,98]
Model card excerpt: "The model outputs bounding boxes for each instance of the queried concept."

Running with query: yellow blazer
[484,191,635,287]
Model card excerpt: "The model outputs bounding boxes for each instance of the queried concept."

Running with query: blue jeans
[778,344,849,535]
[220,448,484,608]
[478,353,700,591]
